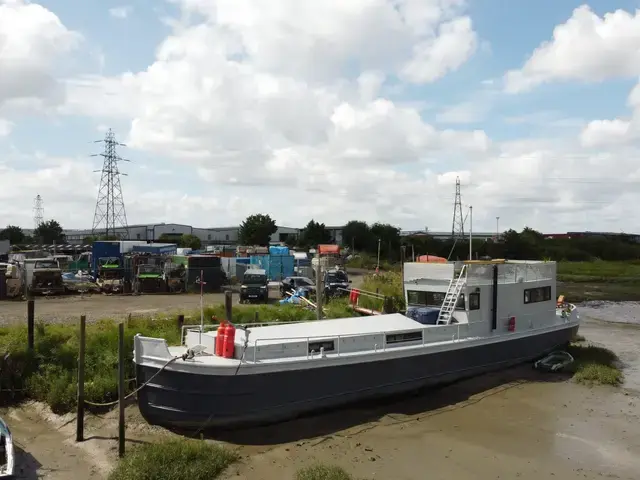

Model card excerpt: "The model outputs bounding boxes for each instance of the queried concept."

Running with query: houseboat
[133,259,580,429]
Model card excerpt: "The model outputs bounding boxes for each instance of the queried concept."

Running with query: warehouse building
[59,223,306,246]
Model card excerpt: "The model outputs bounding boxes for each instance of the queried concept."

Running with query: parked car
[280,276,316,298]
[324,268,351,299]
[240,269,269,304]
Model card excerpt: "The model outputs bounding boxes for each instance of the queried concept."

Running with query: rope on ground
[84,356,180,407]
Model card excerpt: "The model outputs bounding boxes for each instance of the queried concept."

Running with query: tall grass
[357,271,404,312]
[296,464,356,480]
[108,439,238,480]
[0,303,359,413]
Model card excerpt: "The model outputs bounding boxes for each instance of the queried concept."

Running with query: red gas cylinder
[507,316,516,332]
[222,323,236,359]
[215,321,227,357]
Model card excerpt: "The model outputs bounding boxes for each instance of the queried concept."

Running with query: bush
[108,439,238,480]
[358,271,404,312]
[296,464,354,480]
[567,343,623,386]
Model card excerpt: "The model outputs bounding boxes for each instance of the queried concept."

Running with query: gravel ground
[0,273,366,326]
[0,292,241,325]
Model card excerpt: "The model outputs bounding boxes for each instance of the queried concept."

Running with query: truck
[24,258,65,295]
[131,256,167,294]
[96,257,125,293]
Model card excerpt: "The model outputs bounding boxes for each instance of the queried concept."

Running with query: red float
[507,316,516,332]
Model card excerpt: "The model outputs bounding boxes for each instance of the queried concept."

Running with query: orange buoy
[223,323,236,359]
[215,321,227,356]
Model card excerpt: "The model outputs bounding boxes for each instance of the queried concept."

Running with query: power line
[91,129,130,239]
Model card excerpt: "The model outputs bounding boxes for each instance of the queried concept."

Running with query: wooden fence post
[76,315,86,442]
[27,299,35,352]
[118,322,125,457]
[225,290,233,322]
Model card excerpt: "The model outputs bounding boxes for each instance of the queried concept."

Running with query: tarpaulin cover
[269,246,290,255]
[318,244,339,255]
[416,255,447,263]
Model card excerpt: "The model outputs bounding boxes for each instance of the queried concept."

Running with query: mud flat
[2,301,639,479]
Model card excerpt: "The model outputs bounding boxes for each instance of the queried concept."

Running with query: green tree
[179,234,202,250]
[33,220,65,244]
[342,220,373,251]
[298,220,331,248]
[0,225,26,244]
[238,214,277,246]
[371,222,401,260]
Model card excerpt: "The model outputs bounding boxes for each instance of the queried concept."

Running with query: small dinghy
[534,351,574,372]
[0,417,14,478]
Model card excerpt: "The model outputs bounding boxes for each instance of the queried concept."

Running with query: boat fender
[507,316,516,332]
[223,324,236,359]
[215,322,227,357]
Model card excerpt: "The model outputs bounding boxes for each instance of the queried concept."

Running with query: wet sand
[1,302,639,479]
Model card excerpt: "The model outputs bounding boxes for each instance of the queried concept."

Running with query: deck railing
[180,306,570,362]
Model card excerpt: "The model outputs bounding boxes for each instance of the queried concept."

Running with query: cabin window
[407,290,465,309]
[468,292,480,310]
[308,340,335,354]
[524,286,552,304]
[386,331,423,345]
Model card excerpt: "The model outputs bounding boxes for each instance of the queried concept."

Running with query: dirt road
[0,293,231,325]
[0,273,367,326]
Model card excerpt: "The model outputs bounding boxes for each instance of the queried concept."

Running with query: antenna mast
[91,129,130,239]
[33,194,44,228]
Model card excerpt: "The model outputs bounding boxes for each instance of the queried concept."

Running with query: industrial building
[47,223,309,246]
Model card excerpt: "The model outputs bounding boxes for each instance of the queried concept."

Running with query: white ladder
[436,265,467,325]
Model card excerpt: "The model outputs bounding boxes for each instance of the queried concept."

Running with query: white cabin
[403,259,556,334]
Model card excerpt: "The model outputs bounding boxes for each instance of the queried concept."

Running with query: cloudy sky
[2,0,640,233]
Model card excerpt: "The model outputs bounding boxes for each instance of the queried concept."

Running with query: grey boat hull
[136,324,578,430]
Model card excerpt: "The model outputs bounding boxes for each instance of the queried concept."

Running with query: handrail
[338,287,385,299]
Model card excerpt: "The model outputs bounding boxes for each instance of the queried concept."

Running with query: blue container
[249,255,270,272]
[407,307,440,325]
[269,255,294,281]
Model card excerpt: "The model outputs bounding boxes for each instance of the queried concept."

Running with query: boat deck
[233,313,424,346]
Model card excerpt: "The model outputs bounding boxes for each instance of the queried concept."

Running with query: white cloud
[109,5,132,19]
[0,118,13,137]
[0,0,81,110]
[4,1,640,233]
[504,6,640,93]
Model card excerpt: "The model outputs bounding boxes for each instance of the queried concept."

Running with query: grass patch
[296,464,355,480]
[567,343,623,386]
[108,438,238,480]
[557,260,640,280]
[0,303,360,413]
